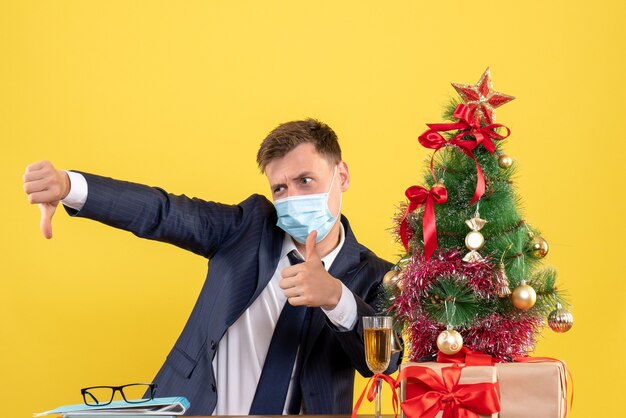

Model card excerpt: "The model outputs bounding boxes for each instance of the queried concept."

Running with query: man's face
[264,143,349,217]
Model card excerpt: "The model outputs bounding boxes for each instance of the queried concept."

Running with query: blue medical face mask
[274,166,341,244]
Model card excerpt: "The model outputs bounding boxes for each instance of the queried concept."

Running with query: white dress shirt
[61,171,358,415]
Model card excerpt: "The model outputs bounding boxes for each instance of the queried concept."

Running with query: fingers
[23,178,48,194]
[280,281,308,306]
[23,161,68,203]
[280,263,300,280]
[305,230,319,261]
[279,275,306,306]
[281,285,300,299]
[25,182,65,204]
[23,170,46,183]
[285,295,307,306]
[24,160,53,182]
[25,160,47,173]
[39,202,58,239]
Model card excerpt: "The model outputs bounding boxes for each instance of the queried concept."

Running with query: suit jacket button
[211,340,216,350]
[211,383,216,392]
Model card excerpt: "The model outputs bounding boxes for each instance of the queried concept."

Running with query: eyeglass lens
[83,384,154,406]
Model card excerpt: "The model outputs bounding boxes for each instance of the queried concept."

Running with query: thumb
[39,202,58,239]
[305,230,319,261]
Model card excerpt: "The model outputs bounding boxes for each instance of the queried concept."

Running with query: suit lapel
[254,219,284,303]
[225,217,283,326]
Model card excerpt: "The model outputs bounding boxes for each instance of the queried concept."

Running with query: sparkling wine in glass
[363,316,392,418]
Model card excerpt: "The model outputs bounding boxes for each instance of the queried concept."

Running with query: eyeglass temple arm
[84,391,100,404]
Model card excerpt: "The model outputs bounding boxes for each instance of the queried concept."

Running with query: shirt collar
[280,223,346,271]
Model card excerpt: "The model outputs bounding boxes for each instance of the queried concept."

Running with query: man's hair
[256,118,342,173]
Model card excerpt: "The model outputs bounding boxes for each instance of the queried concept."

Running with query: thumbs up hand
[23,161,70,239]
[279,230,343,309]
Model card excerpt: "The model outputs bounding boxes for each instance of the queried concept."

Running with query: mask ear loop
[334,190,343,218]
[327,165,338,193]
[327,165,342,218]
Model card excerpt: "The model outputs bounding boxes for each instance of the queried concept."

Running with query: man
[23,119,401,416]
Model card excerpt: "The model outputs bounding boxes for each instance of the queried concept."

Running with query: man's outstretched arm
[23,160,257,258]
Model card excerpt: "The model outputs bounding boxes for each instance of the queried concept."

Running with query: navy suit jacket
[68,172,401,416]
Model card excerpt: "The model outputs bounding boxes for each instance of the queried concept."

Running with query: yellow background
[1,1,624,417]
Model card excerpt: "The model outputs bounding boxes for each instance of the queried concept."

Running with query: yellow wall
[1,1,624,416]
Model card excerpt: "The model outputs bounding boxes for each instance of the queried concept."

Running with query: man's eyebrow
[270,181,287,190]
[291,171,315,180]
[270,171,315,190]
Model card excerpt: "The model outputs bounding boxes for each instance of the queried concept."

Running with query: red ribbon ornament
[400,184,448,259]
[398,364,501,418]
[351,373,399,418]
[436,347,496,366]
[418,104,511,204]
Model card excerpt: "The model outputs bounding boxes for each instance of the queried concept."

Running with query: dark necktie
[249,251,308,415]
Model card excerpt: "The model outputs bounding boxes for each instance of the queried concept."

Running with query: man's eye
[300,177,312,184]
[273,186,285,194]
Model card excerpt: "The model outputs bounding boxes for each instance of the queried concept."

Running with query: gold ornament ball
[383,269,405,291]
[396,276,405,292]
[511,281,537,310]
[498,154,513,168]
[465,231,485,251]
[528,236,549,259]
[382,270,398,287]
[548,305,574,333]
[436,329,464,355]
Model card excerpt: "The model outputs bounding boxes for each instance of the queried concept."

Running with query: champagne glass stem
[374,376,383,418]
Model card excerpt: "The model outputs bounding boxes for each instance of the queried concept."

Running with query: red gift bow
[398,364,501,418]
[418,104,511,204]
[397,364,500,418]
[351,373,399,418]
[400,184,448,259]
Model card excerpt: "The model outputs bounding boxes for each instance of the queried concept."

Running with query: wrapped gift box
[399,360,567,418]
[497,361,567,418]
[399,362,499,418]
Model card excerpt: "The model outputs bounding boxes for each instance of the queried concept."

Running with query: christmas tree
[387,68,574,362]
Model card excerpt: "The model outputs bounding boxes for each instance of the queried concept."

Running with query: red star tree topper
[452,67,515,124]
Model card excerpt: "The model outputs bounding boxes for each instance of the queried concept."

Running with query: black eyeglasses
[81,383,157,406]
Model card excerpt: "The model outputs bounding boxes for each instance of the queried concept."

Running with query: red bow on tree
[418,104,511,204]
[398,364,501,418]
[400,183,448,259]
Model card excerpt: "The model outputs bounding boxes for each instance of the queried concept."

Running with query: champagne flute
[363,316,392,418]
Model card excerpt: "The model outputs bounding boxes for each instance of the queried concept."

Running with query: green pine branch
[422,275,493,327]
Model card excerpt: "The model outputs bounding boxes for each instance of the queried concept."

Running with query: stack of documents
[34,397,190,418]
